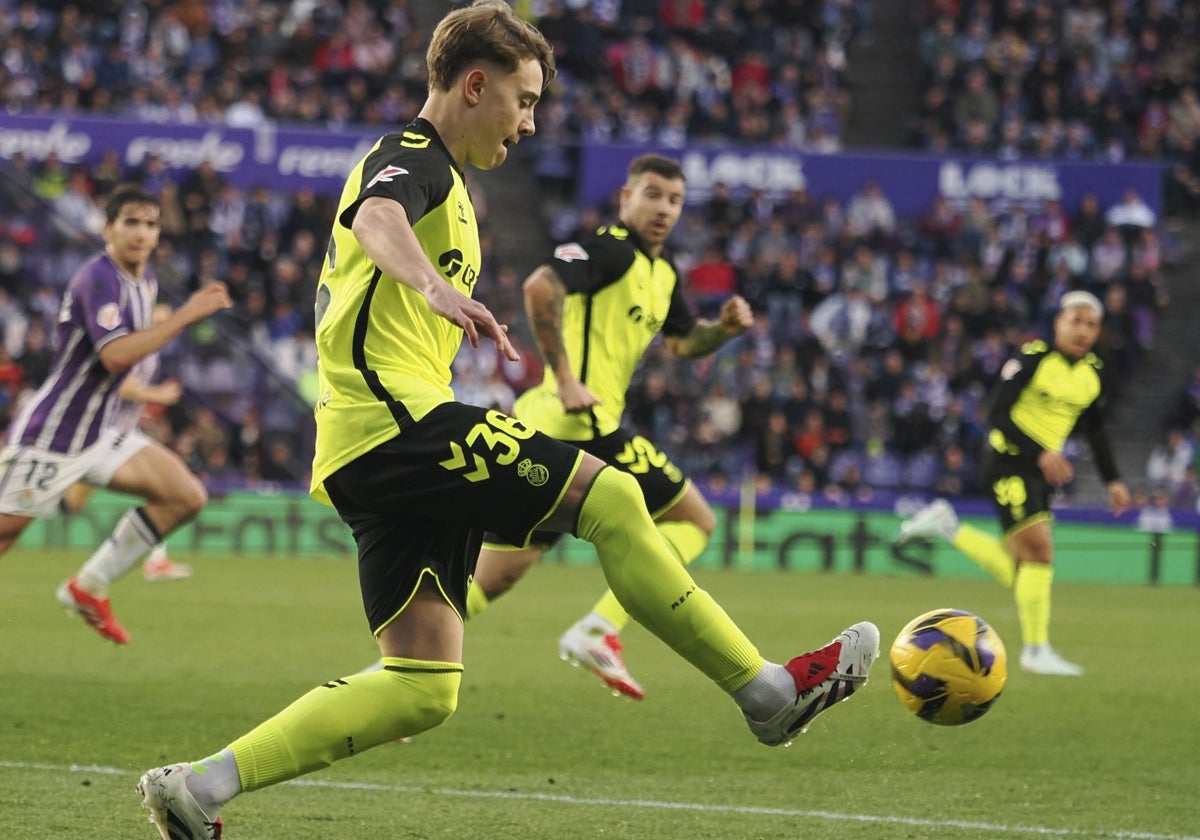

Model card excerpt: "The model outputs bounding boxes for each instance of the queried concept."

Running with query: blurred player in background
[59,303,194,583]
[471,153,753,700]
[897,291,1130,676]
[136,5,877,837]
[0,186,231,644]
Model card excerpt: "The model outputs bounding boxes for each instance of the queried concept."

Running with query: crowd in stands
[911,0,1200,218]
[1,0,868,151]
[1,0,1197,513]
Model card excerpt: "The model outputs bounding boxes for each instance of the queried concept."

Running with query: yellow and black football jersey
[514,224,695,441]
[986,340,1119,482]
[310,118,481,504]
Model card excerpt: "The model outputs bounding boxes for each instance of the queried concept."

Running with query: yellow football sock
[465,581,490,619]
[1014,563,1053,647]
[229,657,461,791]
[590,519,709,632]
[952,523,1016,588]
[576,468,761,692]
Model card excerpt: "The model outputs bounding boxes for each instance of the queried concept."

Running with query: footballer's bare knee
[476,547,541,599]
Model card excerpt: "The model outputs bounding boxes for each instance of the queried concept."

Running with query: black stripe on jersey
[578,295,600,437]
[353,270,414,430]
[382,664,465,674]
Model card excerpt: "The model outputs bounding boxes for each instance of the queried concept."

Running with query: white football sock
[188,749,243,814]
[76,508,160,595]
[732,662,796,721]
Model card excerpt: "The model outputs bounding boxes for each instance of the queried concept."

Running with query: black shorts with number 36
[323,401,584,633]
[981,448,1053,534]
[486,426,689,549]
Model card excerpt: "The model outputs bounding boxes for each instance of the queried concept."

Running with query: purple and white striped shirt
[7,252,157,454]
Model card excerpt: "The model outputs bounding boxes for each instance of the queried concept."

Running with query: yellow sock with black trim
[1014,563,1053,647]
[228,657,461,792]
[576,468,762,692]
[952,523,1016,588]
[591,519,709,632]
[465,581,490,620]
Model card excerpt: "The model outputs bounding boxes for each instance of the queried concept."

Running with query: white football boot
[745,621,880,746]
[896,499,959,544]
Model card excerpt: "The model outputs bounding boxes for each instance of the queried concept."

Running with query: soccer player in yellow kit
[469,153,754,699]
[136,5,877,837]
[898,291,1130,676]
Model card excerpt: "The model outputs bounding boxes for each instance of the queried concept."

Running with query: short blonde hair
[427,1,556,93]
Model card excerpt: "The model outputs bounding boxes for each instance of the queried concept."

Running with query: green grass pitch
[2,549,1197,839]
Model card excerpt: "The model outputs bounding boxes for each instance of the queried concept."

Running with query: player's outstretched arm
[98,284,232,374]
[665,294,753,358]
[524,264,598,411]
[353,197,517,360]
[119,376,184,407]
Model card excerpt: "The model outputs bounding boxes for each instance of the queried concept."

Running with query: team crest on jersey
[516,458,549,486]
[553,243,589,263]
[97,303,122,330]
[457,200,467,224]
[366,165,409,189]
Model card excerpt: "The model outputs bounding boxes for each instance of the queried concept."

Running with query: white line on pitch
[2,759,1196,840]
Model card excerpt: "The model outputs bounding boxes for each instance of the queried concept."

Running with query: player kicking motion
[897,291,1130,676]
[0,187,230,644]
[59,303,194,583]
[470,153,753,700]
[136,4,878,837]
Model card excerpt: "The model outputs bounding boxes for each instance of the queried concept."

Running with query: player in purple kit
[0,186,231,643]
[60,303,196,583]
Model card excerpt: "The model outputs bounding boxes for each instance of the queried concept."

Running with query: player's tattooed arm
[525,264,568,375]
[524,264,599,412]
[667,295,753,358]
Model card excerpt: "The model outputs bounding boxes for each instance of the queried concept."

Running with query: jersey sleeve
[660,272,697,338]
[72,267,129,351]
[337,133,452,231]
[1075,362,1121,483]
[986,347,1046,454]
[550,230,637,295]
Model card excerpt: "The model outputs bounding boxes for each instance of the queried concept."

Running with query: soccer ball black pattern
[890,608,1007,726]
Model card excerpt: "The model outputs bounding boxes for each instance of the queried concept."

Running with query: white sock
[76,508,160,595]
[188,749,242,814]
[145,543,169,563]
[731,662,796,721]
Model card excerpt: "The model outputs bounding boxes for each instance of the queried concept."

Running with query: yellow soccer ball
[890,609,1007,726]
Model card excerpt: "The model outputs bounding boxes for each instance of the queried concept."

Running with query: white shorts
[0,429,153,518]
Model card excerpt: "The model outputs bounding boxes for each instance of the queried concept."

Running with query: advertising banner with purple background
[0,115,1165,215]
[577,142,1165,216]
[0,114,383,196]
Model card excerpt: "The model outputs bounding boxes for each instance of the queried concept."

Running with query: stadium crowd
[1,0,867,150]
[911,0,1200,218]
[0,0,1195,510]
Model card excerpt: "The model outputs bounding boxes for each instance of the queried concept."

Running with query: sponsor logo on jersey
[365,165,409,189]
[627,305,663,332]
[553,243,589,263]
[438,249,464,277]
